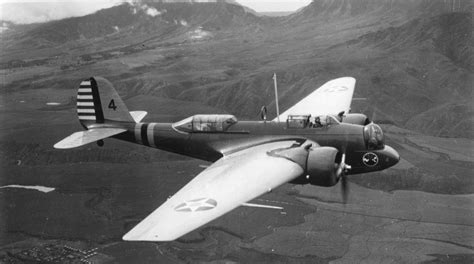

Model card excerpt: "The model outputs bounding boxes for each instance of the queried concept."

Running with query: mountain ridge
[4,2,262,48]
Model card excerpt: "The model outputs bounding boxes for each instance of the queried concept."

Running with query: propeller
[335,112,352,204]
[371,108,377,124]
[336,153,351,203]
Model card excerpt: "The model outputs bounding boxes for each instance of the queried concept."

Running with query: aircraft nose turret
[364,123,385,150]
[380,145,400,168]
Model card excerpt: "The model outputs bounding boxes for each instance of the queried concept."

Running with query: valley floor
[0,87,473,263]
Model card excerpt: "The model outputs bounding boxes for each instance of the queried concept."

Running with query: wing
[275,77,355,121]
[53,128,126,149]
[122,140,305,241]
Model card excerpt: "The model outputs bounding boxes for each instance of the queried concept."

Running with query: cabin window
[287,115,311,129]
[310,115,340,128]
[173,115,238,133]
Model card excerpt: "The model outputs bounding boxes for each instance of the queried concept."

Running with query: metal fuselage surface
[97,120,399,178]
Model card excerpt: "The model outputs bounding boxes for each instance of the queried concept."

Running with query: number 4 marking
[108,99,117,111]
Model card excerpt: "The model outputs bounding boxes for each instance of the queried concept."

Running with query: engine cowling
[288,146,340,186]
[341,113,370,126]
[305,147,339,186]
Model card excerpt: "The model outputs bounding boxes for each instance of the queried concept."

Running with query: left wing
[123,141,305,241]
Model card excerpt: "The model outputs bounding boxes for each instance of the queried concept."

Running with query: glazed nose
[382,145,400,167]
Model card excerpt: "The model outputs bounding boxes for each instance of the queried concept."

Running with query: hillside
[290,0,472,21]
[1,0,472,138]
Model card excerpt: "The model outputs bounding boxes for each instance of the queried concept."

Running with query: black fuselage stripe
[77,99,94,102]
[80,85,92,88]
[77,113,96,116]
[77,92,93,95]
[141,123,150,146]
[77,106,95,109]
[89,77,104,123]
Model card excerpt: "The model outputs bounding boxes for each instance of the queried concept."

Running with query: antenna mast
[273,73,280,122]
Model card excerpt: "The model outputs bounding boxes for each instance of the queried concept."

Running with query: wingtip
[122,232,174,242]
[122,232,144,242]
[122,233,134,241]
[333,76,356,83]
[53,141,70,149]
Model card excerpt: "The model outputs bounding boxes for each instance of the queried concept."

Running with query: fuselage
[88,119,399,176]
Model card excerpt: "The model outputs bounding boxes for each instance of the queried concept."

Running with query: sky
[236,0,311,12]
[0,0,312,24]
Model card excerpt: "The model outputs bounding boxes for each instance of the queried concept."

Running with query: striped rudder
[77,78,103,123]
[76,77,134,126]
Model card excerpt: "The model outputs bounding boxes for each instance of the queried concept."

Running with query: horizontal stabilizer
[54,128,126,149]
[130,111,147,123]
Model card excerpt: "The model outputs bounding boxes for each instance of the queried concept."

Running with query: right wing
[275,77,355,121]
[123,140,308,241]
[54,128,126,149]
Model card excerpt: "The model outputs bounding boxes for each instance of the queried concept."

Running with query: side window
[287,115,310,129]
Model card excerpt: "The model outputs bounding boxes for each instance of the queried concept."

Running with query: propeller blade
[337,153,351,204]
[341,174,348,204]
[336,153,345,177]
[371,108,377,124]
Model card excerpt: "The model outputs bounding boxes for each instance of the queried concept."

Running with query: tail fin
[54,77,147,149]
[77,77,134,125]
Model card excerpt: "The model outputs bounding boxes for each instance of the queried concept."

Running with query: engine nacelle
[305,147,339,186]
[286,146,339,186]
[341,113,370,126]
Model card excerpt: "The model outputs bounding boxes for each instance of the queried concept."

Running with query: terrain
[1,0,473,263]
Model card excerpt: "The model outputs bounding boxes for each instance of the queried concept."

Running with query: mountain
[1,0,472,138]
[291,0,472,21]
[3,2,262,49]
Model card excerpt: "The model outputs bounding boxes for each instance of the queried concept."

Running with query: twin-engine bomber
[55,76,399,241]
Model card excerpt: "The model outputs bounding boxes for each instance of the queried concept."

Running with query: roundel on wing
[362,152,379,167]
[174,198,217,212]
[322,85,349,93]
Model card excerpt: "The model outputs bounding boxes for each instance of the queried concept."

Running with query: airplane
[54,76,400,241]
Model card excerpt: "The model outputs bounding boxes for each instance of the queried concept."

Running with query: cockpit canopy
[287,114,340,129]
[173,114,238,133]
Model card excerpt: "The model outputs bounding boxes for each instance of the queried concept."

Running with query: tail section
[77,77,135,125]
[55,77,147,149]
